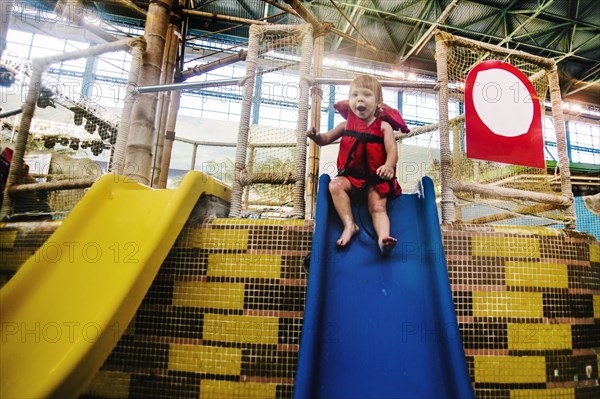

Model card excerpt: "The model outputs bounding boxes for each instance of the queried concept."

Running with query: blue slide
[294,175,474,399]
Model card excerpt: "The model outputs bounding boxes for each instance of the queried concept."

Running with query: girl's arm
[376,121,399,180]
[382,122,398,167]
[306,122,346,146]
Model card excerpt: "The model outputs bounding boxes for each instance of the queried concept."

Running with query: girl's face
[349,85,379,122]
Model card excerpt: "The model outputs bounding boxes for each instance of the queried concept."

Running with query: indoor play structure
[1,2,599,399]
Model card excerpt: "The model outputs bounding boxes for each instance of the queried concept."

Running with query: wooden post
[305,34,324,219]
[152,5,183,187]
[125,0,171,185]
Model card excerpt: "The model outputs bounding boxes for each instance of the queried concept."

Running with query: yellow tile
[0,251,32,271]
[187,228,249,250]
[472,237,540,258]
[510,388,574,399]
[508,324,572,350]
[590,244,600,263]
[200,380,277,399]
[0,230,17,249]
[213,218,305,227]
[593,295,600,319]
[472,291,543,318]
[208,253,281,279]
[84,371,131,399]
[203,314,279,345]
[169,344,241,375]
[505,262,569,289]
[494,226,560,237]
[172,281,245,310]
[475,356,546,383]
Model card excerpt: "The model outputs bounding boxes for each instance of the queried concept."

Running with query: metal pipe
[175,137,236,147]
[183,9,270,26]
[0,107,23,119]
[313,77,437,90]
[398,0,460,63]
[137,78,240,93]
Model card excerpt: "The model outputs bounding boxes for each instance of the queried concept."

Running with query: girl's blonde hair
[350,74,383,104]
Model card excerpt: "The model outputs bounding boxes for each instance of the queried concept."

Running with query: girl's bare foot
[337,223,359,247]
[379,236,397,256]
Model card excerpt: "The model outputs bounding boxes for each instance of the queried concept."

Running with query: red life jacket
[334,101,409,198]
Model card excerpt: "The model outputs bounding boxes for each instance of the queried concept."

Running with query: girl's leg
[329,176,359,246]
[368,187,396,256]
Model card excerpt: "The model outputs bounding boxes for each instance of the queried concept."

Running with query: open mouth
[356,105,367,112]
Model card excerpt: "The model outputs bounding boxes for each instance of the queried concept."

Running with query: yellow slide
[0,171,230,399]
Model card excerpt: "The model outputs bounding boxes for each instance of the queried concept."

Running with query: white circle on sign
[472,68,534,137]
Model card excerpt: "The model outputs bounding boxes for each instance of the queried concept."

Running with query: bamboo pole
[305,34,324,219]
[157,91,181,188]
[397,114,465,140]
[450,180,571,206]
[158,50,249,182]
[180,50,247,80]
[240,173,296,186]
[152,6,182,187]
[466,203,562,225]
[7,178,96,193]
[124,0,171,185]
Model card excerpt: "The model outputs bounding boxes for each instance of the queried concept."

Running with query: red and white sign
[465,60,545,169]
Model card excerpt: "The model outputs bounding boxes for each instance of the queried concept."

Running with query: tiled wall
[444,225,600,399]
[1,221,598,399]
[82,219,313,399]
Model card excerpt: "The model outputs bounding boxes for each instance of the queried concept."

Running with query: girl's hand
[376,165,394,180]
[306,127,318,140]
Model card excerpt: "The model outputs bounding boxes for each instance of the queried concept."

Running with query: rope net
[230,24,313,219]
[440,37,568,227]
[244,125,296,214]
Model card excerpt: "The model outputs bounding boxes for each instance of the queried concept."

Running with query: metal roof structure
[5,0,600,106]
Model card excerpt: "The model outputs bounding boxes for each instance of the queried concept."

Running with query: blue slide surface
[294,175,474,399]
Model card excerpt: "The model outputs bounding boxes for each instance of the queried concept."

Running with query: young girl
[307,74,409,256]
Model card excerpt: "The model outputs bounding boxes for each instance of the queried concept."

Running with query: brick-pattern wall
[82,219,313,399]
[444,225,600,399]
[1,221,598,399]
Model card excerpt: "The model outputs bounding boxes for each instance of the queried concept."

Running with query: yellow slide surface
[1,171,230,399]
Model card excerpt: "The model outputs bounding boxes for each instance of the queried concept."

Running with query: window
[4,25,598,167]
